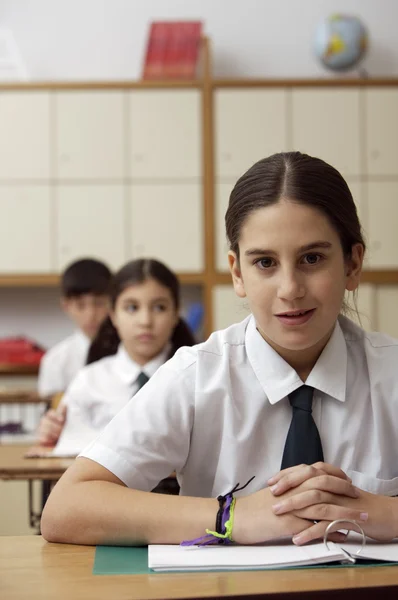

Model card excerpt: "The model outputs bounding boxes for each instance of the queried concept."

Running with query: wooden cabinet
[0,185,51,273]
[366,89,398,176]
[1,79,398,338]
[0,92,50,180]
[55,185,126,270]
[291,89,361,177]
[55,91,125,180]
[215,181,234,272]
[129,183,203,272]
[215,89,289,178]
[128,90,201,179]
[376,286,398,338]
[366,181,398,268]
[212,285,249,331]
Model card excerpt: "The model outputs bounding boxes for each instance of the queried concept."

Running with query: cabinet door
[366,89,398,176]
[376,286,398,338]
[55,185,126,270]
[0,185,51,272]
[55,91,125,180]
[291,89,361,177]
[0,92,50,180]
[128,90,201,179]
[215,89,288,178]
[212,285,250,331]
[345,283,375,332]
[346,179,369,267]
[366,182,398,268]
[129,184,203,272]
[215,181,234,272]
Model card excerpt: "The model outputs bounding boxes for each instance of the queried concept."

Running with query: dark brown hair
[61,258,112,298]
[226,151,366,260]
[86,258,195,364]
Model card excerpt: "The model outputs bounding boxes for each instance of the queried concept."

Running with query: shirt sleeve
[37,350,65,397]
[79,353,196,492]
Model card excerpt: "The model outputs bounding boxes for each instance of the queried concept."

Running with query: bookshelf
[1,38,398,337]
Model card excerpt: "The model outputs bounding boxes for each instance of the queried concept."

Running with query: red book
[142,21,203,80]
[179,22,202,79]
[142,22,169,80]
[163,22,185,79]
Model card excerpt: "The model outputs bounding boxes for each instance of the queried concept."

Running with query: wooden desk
[1,536,398,600]
[0,444,74,530]
[0,443,74,480]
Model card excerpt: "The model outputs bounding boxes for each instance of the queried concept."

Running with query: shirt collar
[74,330,91,350]
[245,315,347,405]
[112,344,170,385]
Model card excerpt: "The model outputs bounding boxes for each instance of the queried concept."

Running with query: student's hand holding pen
[266,462,398,545]
[37,405,67,446]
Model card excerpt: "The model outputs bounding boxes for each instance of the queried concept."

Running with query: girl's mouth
[275,308,316,326]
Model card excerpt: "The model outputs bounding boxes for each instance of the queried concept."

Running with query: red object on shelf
[142,21,203,80]
[0,337,46,366]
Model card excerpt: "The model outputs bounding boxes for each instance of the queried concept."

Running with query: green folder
[93,545,397,576]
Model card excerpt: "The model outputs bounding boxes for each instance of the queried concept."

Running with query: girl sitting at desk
[42,151,398,548]
[37,258,195,467]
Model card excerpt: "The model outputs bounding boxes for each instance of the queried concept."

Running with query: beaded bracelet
[180,476,255,547]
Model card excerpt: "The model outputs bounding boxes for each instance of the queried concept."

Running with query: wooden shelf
[2,77,398,92]
[213,78,398,88]
[3,271,398,288]
[0,389,43,403]
[0,80,203,91]
[0,273,206,287]
[0,364,39,376]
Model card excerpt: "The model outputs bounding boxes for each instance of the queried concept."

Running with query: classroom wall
[1,0,398,80]
[1,0,398,346]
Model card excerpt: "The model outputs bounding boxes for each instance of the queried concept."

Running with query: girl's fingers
[293,505,368,524]
[270,471,357,498]
[292,520,360,546]
[268,462,350,488]
[274,476,360,510]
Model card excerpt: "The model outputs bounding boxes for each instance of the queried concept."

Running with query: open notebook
[148,535,398,572]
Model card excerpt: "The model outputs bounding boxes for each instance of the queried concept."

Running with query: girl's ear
[345,243,364,292]
[228,251,247,298]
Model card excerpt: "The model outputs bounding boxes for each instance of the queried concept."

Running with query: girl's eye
[154,304,167,312]
[125,303,138,312]
[302,253,322,265]
[255,257,275,269]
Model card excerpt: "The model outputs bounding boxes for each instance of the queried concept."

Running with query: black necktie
[135,371,149,392]
[280,385,324,470]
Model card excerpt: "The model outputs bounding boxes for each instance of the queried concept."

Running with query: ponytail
[86,316,120,365]
[168,317,196,358]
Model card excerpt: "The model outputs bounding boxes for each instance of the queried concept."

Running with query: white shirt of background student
[37,258,194,448]
[37,294,110,397]
[43,152,398,550]
[52,344,170,454]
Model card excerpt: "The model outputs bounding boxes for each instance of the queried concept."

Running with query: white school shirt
[81,314,398,499]
[60,344,170,432]
[37,331,90,397]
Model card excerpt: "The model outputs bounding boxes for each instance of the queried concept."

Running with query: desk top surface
[1,536,398,600]
[0,443,74,480]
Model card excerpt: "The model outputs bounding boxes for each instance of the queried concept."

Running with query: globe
[314,14,369,71]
